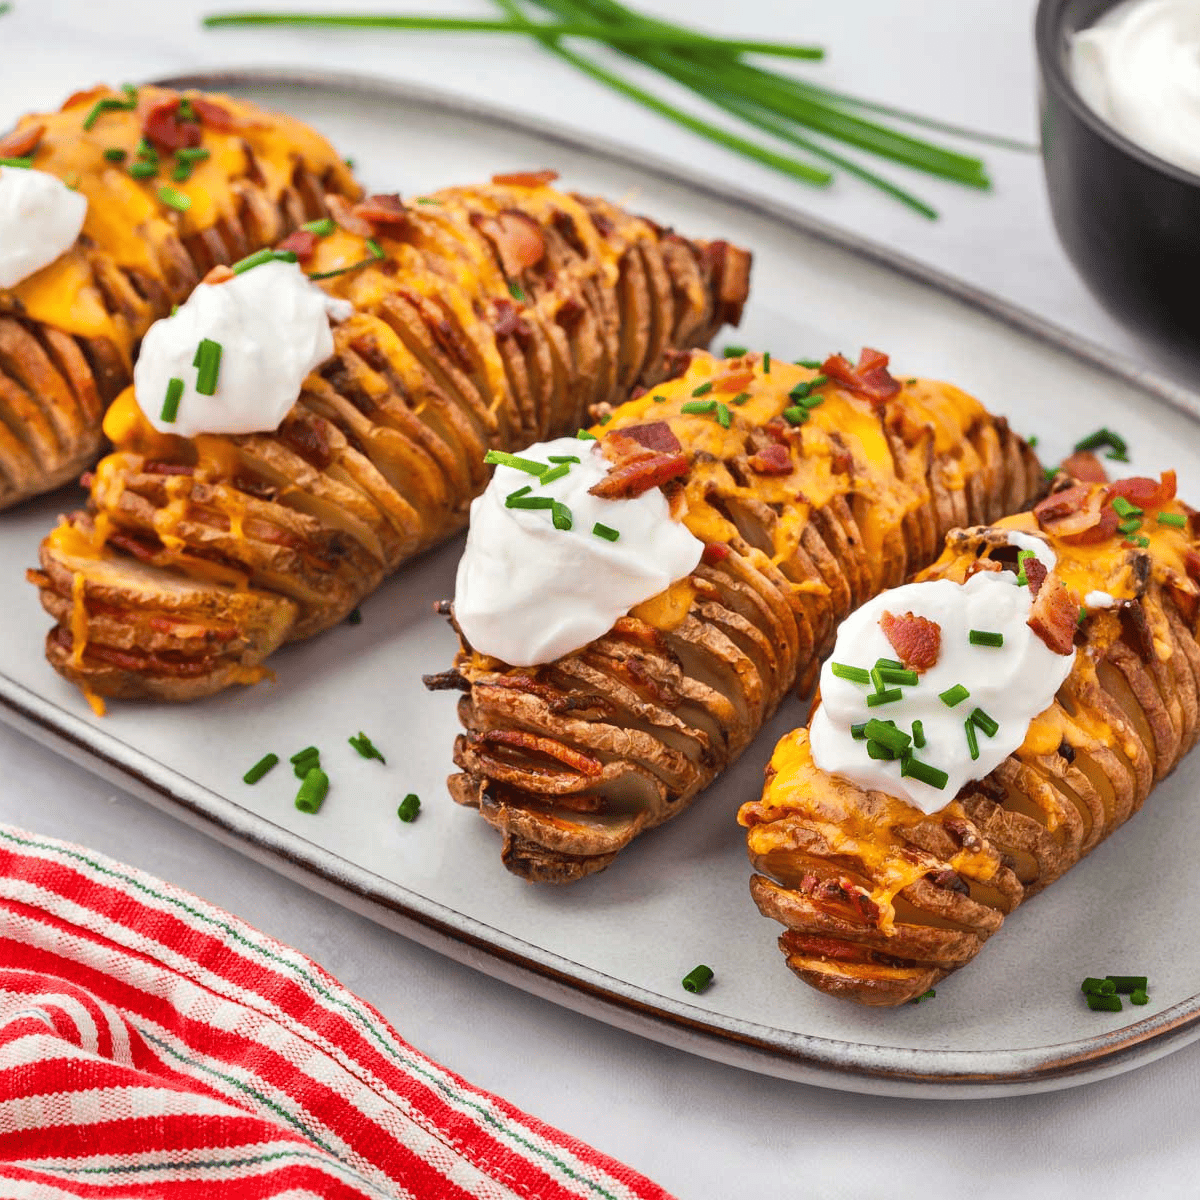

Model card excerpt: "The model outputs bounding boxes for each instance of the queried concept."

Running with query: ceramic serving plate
[4,69,1200,1099]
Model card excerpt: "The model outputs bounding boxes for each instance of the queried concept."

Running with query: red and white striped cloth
[0,822,674,1199]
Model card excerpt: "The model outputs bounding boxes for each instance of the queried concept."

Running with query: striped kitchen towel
[0,822,674,1199]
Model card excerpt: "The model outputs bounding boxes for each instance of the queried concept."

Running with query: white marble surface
[2,1,1199,1196]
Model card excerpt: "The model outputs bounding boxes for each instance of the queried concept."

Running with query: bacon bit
[748,442,793,475]
[661,348,693,381]
[62,86,109,112]
[713,370,755,394]
[702,542,730,565]
[880,610,941,671]
[589,451,690,500]
[472,729,603,777]
[275,229,319,263]
[702,240,751,326]
[142,96,202,154]
[491,169,559,188]
[354,192,408,232]
[202,264,235,286]
[556,297,584,328]
[492,297,531,338]
[0,123,45,160]
[1058,450,1108,484]
[1028,580,1078,655]
[327,193,375,238]
[1033,484,1120,543]
[608,421,682,456]
[474,209,546,275]
[1109,470,1177,509]
[821,347,902,405]
[278,412,334,470]
[188,97,238,132]
[1024,556,1048,598]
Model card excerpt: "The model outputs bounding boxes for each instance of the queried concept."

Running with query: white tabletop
[3,1,1198,1195]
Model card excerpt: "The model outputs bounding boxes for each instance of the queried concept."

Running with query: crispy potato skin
[0,85,360,510]
[445,355,1046,883]
[741,481,1200,1005]
[32,184,750,702]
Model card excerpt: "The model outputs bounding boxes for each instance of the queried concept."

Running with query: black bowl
[1036,0,1200,349]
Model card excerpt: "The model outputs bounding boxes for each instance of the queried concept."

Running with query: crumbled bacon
[1028,579,1078,655]
[713,370,754,393]
[748,443,792,475]
[556,297,584,328]
[1033,483,1120,544]
[327,193,375,238]
[589,451,690,500]
[702,543,730,565]
[821,347,902,405]
[142,96,202,154]
[0,122,45,159]
[1058,450,1108,484]
[1024,555,1048,598]
[354,192,408,232]
[1108,470,1177,509]
[62,86,108,112]
[880,610,941,671]
[188,97,239,132]
[492,298,531,338]
[275,229,319,263]
[491,169,559,188]
[701,240,751,326]
[607,421,682,456]
[472,209,546,275]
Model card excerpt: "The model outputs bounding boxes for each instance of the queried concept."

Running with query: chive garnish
[1081,977,1116,995]
[175,147,211,163]
[790,380,812,400]
[808,373,829,389]
[508,281,527,302]
[415,196,439,205]
[172,162,194,183]
[295,767,329,814]
[1130,989,1149,1005]
[831,662,870,685]
[177,98,198,122]
[866,688,902,707]
[964,718,980,761]
[547,454,580,464]
[864,719,911,754]
[289,745,320,764]
[0,156,32,169]
[798,393,825,410]
[82,95,134,131]
[538,463,571,486]
[797,358,822,369]
[653,394,667,403]
[1015,548,1035,586]
[366,237,385,259]
[910,988,937,1003]
[243,753,279,785]
[1086,994,1123,1013]
[349,731,386,763]
[912,719,925,748]
[505,486,532,506]
[307,255,374,280]
[1117,517,1141,536]
[970,707,999,738]
[576,429,598,441]
[691,381,714,396]
[346,608,363,625]
[723,344,748,358]
[1158,511,1187,527]
[1112,496,1142,518]
[1073,427,1128,460]
[877,666,918,687]
[102,147,127,163]
[193,338,222,396]
[1133,535,1150,547]
[593,522,620,542]
[157,185,191,212]
[716,402,732,428]
[782,405,808,426]
[300,216,337,236]
[128,161,157,180]
[1105,975,1147,993]
[762,351,771,374]
[160,378,184,423]
[874,657,904,670]
[598,414,612,424]
[900,757,948,790]
[682,965,714,993]
[850,722,867,740]
[730,392,751,406]
[968,630,1004,647]
[866,740,895,760]
[681,399,716,414]
[507,495,554,511]
[940,683,969,707]
[869,665,887,694]
[397,793,421,822]
[232,247,299,275]
[551,500,573,530]
[484,449,550,475]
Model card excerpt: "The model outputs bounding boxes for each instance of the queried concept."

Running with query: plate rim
[5,64,1199,1098]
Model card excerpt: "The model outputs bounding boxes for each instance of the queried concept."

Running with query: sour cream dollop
[134,259,352,438]
[810,545,1076,815]
[1071,0,1200,178]
[0,166,88,289]
[454,435,704,666]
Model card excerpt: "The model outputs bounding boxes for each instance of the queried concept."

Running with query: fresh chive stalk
[484,449,550,475]
[831,663,870,685]
[681,399,716,414]
[593,522,620,541]
[1158,512,1188,527]
[866,688,902,707]
[939,684,969,707]
[160,378,184,423]
[968,630,1004,648]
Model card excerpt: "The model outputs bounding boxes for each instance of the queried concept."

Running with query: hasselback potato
[436,349,1044,883]
[30,174,750,708]
[0,84,359,508]
[740,470,1200,1005]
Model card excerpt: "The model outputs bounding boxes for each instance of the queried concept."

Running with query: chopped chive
[157,185,191,212]
[1106,975,1148,993]
[762,351,771,374]
[910,988,936,1003]
[830,662,870,685]
[782,405,808,426]
[484,449,549,475]
[653,394,667,403]
[1073,427,1127,457]
[691,381,714,396]
[593,522,620,542]
[1158,511,1188,527]
[0,156,32,169]
[939,683,969,707]
[82,96,133,131]
[301,217,336,235]
[365,237,384,258]
[551,500,573,530]
[547,454,580,464]
[873,657,904,670]
[730,392,751,406]
[964,718,980,761]
[1133,535,1150,547]
[346,608,363,625]
[128,161,157,180]
[242,753,279,784]
[576,429,597,441]
[900,757,948,789]
[1015,549,1035,586]
[175,147,211,163]
[1081,977,1115,995]
[878,666,918,687]
[415,196,439,205]
[1086,994,1123,1012]
[292,754,321,780]
[598,415,611,424]
[870,665,887,694]
[193,338,222,396]
[537,463,571,486]
[866,688,903,707]
[682,965,714,994]
[160,377,184,423]
[723,344,748,358]
[135,138,158,163]
[866,740,895,760]
[289,745,321,764]
[349,731,386,763]
[808,374,829,389]
[102,147,127,163]
[850,722,867,740]
[681,399,716,414]
[797,358,822,369]
[912,719,925,748]
[1130,989,1149,1006]
[504,485,532,506]
[968,629,1004,647]
[295,768,329,814]
[789,380,813,400]
[716,402,732,429]
[177,98,198,122]
[1117,517,1142,535]
[232,248,284,275]
[171,162,194,183]
[397,792,421,822]
[507,495,554,510]
[508,281,527,302]
[306,255,374,280]
[970,707,999,738]
[799,394,825,410]
[864,719,911,753]
[1112,496,1142,518]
